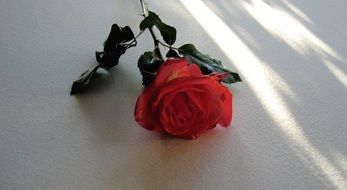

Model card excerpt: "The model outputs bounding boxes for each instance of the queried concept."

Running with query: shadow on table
[109,125,256,189]
[73,63,141,144]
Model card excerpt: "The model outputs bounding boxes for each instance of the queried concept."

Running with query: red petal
[156,77,224,138]
[154,58,202,87]
[134,86,163,132]
[219,87,233,127]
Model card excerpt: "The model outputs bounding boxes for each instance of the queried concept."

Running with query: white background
[1,0,346,189]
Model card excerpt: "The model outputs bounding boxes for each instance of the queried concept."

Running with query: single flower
[134,58,232,139]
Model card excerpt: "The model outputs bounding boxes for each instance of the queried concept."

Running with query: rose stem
[139,0,163,59]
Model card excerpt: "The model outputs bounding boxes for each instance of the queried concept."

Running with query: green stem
[139,0,163,59]
[158,40,180,51]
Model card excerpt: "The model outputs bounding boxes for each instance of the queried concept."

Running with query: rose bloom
[134,58,232,139]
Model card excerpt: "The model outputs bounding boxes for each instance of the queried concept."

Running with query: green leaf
[140,11,177,45]
[166,49,180,58]
[179,44,241,83]
[70,64,100,95]
[138,51,164,86]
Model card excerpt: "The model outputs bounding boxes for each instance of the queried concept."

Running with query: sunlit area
[179,0,347,189]
[324,60,347,89]
[333,152,347,174]
[281,0,313,25]
[242,0,342,61]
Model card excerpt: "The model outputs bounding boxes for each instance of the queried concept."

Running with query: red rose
[134,58,232,139]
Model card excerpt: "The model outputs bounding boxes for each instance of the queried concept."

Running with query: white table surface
[1,0,346,189]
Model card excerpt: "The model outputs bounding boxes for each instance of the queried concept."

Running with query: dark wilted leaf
[97,46,127,68]
[71,24,136,95]
[70,64,99,95]
[97,24,135,68]
[103,24,134,52]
